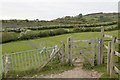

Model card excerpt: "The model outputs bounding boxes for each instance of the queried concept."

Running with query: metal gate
[68,37,95,66]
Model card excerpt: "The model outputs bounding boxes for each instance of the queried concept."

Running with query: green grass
[1,30,119,78]
[7,58,74,78]
[4,46,74,78]
[2,30,118,54]
[6,48,52,76]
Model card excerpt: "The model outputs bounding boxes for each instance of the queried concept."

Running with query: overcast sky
[0,0,119,20]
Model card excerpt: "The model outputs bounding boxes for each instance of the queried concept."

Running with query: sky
[0,0,119,20]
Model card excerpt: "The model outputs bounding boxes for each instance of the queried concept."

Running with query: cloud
[0,0,118,20]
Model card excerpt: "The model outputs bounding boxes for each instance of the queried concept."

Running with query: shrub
[19,30,39,40]
[73,27,91,32]
[38,31,49,37]
[2,32,19,43]
[49,30,56,36]
[54,28,68,35]
[73,25,117,32]
[18,28,69,40]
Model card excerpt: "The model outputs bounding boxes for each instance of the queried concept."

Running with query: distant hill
[84,12,118,23]
[1,12,118,28]
[53,12,118,24]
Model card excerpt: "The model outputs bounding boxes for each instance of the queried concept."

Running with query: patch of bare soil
[38,57,103,78]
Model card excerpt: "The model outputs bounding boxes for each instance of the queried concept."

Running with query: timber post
[68,37,72,66]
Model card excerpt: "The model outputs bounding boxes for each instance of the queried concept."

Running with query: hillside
[53,12,118,23]
[1,12,118,28]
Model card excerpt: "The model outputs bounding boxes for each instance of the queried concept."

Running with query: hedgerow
[1,25,118,43]
[1,28,70,43]
[2,32,19,43]
[73,25,117,32]
[2,21,117,32]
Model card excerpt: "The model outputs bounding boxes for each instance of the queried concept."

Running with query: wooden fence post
[91,38,95,66]
[2,55,4,79]
[3,54,9,78]
[54,45,58,51]
[107,41,111,75]
[61,41,65,64]
[100,26,104,64]
[0,53,3,79]
[96,38,101,65]
[110,37,115,78]
[54,45,59,60]
[68,37,72,66]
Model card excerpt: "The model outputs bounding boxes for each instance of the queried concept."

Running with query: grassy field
[2,30,118,54]
[1,30,119,78]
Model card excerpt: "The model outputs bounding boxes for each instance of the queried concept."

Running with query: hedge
[2,21,117,32]
[1,28,70,43]
[1,25,118,43]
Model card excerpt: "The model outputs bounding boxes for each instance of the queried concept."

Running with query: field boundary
[2,43,65,78]
[100,27,120,78]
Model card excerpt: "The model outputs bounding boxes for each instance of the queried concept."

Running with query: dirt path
[38,58,103,78]
[43,67,102,78]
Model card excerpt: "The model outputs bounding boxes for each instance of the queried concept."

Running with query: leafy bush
[54,28,68,35]
[73,27,92,32]
[18,28,69,40]
[104,25,118,31]
[38,31,49,37]
[49,30,56,36]
[2,32,19,43]
[19,31,39,40]
[73,25,117,32]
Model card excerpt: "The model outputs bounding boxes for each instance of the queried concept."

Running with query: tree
[25,19,29,22]
[78,13,82,18]
[64,16,71,20]
[35,19,39,22]
[98,15,112,22]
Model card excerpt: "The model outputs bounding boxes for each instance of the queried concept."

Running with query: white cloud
[0,0,119,20]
